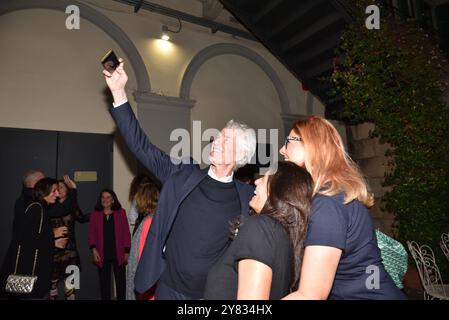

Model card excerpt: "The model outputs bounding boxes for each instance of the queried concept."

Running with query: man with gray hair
[22,170,45,188]
[12,170,45,232]
[103,58,256,299]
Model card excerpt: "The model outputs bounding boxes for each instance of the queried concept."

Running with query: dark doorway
[0,128,113,300]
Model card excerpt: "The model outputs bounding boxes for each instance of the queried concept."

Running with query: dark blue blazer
[110,103,254,293]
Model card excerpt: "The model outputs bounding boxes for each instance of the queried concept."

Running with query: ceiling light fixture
[161,18,182,41]
[161,25,170,41]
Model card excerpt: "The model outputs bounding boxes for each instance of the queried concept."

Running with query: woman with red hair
[280,116,405,300]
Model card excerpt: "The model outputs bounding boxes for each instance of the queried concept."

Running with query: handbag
[5,202,43,294]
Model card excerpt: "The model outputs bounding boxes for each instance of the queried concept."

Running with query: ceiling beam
[253,0,284,23]
[266,0,325,38]
[114,0,256,41]
[281,12,342,52]
[291,33,341,67]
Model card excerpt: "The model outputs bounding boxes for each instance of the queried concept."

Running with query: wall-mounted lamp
[161,18,182,41]
[161,25,171,41]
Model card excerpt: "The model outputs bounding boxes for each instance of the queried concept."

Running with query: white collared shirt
[208,167,233,183]
[112,100,128,108]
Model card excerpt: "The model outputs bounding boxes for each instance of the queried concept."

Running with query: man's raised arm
[103,58,180,183]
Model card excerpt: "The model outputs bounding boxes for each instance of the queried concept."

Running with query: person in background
[12,170,45,233]
[132,180,159,235]
[88,189,130,300]
[204,161,313,300]
[127,174,151,230]
[280,116,406,300]
[12,171,75,232]
[49,179,90,300]
[126,180,160,300]
[0,176,75,299]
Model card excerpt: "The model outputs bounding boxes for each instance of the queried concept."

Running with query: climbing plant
[330,0,449,274]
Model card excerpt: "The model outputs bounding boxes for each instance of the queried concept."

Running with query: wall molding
[133,92,196,109]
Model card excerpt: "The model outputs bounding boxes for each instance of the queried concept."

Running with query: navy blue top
[305,193,406,300]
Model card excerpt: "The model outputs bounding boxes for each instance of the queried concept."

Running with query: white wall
[81,0,312,114]
[190,54,284,162]
[0,8,138,208]
[0,0,326,207]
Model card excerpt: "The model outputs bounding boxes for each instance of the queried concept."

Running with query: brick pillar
[347,123,395,236]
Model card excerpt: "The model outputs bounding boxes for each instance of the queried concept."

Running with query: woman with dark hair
[49,180,90,300]
[0,176,75,299]
[88,189,131,300]
[204,161,313,299]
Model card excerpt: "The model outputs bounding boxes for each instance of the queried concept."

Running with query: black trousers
[97,259,126,300]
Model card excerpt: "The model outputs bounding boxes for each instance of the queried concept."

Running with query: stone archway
[0,0,150,92]
[180,43,290,114]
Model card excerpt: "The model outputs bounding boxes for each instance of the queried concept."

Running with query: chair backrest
[407,241,446,295]
[441,233,449,262]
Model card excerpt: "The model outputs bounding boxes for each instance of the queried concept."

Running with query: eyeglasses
[284,136,301,149]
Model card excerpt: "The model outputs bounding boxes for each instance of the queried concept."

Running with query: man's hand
[63,175,77,189]
[103,58,128,105]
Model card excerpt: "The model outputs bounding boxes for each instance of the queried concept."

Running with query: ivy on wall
[330,0,449,273]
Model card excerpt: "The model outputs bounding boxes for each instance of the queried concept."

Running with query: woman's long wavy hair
[260,161,313,291]
[135,181,160,216]
[128,174,152,202]
[292,116,374,207]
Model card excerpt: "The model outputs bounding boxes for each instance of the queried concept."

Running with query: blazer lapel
[179,168,208,205]
[234,181,252,216]
[163,168,208,242]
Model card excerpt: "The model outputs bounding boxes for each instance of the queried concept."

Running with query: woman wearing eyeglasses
[280,116,405,300]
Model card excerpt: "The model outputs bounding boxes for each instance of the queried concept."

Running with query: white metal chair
[440,233,449,262]
[407,241,449,300]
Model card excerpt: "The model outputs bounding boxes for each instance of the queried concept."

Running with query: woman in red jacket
[88,189,131,300]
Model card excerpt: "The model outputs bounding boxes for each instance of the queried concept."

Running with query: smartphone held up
[101,49,120,74]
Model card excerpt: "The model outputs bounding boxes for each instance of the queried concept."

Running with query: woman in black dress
[204,161,313,299]
[49,179,90,300]
[0,176,76,299]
